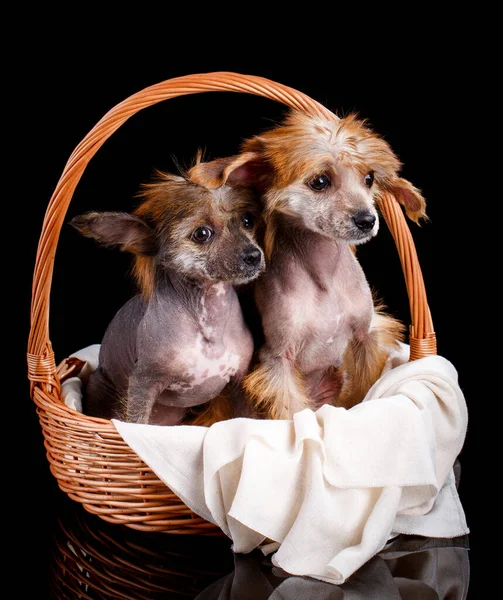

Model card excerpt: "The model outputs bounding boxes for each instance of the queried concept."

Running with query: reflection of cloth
[195,535,470,599]
[63,343,469,585]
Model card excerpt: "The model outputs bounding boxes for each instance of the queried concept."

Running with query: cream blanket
[63,343,469,584]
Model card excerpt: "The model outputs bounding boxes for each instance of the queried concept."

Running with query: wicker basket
[27,72,437,534]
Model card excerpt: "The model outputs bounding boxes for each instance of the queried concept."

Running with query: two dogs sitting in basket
[71,109,426,427]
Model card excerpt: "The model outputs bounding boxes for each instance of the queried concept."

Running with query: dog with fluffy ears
[71,158,265,425]
[191,111,426,419]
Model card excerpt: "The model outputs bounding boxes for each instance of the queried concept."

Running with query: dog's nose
[242,247,262,266]
[353,211,376,232]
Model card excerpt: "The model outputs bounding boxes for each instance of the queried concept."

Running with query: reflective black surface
[41,493,468,599]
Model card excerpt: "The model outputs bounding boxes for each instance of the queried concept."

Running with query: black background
[13,42,484,597]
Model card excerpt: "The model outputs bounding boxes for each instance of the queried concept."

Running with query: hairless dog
[191,111,425,419]
[71,162,265,425]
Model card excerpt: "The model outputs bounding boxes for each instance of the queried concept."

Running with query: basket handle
[27,71,436,391]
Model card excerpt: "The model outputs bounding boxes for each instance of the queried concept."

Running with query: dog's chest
[284,254,373,372]
[151,283,252,403]
[169,332,243,391]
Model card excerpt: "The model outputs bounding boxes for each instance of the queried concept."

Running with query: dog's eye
[242,213,254,229]
[308,174,331,191]
[364,171,375,188]
[192,226,213,244]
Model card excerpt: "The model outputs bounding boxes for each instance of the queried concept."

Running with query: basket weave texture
[28,72,437,533]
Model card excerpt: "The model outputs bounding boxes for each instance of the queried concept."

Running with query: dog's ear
[389,178,428,224]
[70,212,157,255]
[189,151,265,190]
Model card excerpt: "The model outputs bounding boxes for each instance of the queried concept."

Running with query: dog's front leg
[125,375,159,424]
[243,348,310,420]
[125,365,178,425]
[127,367,190,425]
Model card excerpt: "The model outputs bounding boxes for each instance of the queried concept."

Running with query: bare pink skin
[254,219,374,411]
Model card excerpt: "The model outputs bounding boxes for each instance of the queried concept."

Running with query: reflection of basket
[27,72,437,534]
[49,499,234,599]
[49,498,470,599]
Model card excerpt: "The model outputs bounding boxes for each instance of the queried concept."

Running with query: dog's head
[70,162,265,296]
[190,111,427,252]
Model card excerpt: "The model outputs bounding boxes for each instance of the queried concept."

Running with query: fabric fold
[64,342,469,584]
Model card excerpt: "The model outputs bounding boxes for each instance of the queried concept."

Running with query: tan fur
[188,152,262,190]
[131,171,200,298]
[243,356,310,420]
[131,255,156,299]
[242,111,427,223]
[184,392,234,426]
[337,306,406,408]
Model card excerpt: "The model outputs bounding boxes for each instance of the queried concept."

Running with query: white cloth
[63,343,469,585]
[61,344,101,412]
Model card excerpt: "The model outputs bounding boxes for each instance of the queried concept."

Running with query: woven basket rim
[27,71,437,533]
